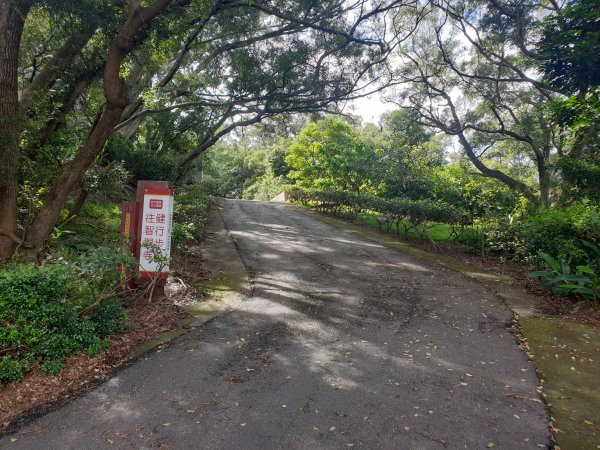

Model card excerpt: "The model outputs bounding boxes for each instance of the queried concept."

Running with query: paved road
[1,200,550,449]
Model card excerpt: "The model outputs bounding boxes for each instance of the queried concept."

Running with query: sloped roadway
[2,200,550,449]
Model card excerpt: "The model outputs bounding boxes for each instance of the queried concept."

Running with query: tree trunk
[19,0,175,261]
[66,188,89,221]
[457,131,539,205]
[0,0,30,263]
[20,104,126,261]
[538,164,551,207]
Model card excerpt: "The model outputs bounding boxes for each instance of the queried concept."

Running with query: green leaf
[576,265,595,275]
[529,270,552,278]
[539,252,562,273]
[581,240,600,258]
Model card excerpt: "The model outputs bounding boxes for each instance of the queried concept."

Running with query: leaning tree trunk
[66,188,90,221]
[0,0,30,263]
[19,0,175,261]
[20,104,126,261]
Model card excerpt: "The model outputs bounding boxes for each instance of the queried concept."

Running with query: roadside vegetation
[1,0,598,446]
[207,111,600,311]
[0,183,211,385]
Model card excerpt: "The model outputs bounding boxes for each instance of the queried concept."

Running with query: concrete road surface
[1,200,550,449]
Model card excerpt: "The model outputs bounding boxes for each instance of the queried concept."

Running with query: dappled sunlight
[7,200,547,448]
[242,297,303,317]
[83,390,143,424]
[259,253,282,260]
[217,202,546,434]
[327,237,387,249]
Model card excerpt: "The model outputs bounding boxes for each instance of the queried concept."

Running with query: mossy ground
[521,317,600,449]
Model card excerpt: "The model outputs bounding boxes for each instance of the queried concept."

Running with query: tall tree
[392,1,577,205]
[0,0,421,263]
[538,0,600,200]
[0,0,32,261]
[286,117,379,192]
[375,110,444,199]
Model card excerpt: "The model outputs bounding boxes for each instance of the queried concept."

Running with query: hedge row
[284,187,466,236]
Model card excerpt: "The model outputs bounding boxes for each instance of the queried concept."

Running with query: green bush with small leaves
[484,204,600,265]
[0,262,128,384]
[172,183,212,250]
[285,186,465,231]
[529,240,600,306]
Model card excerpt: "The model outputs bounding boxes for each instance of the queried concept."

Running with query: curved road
[1,200,549,449]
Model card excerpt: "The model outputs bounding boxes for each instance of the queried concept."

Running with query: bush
[172,183,212,250]
[484,204,600,265]
[0,262,128,384]
[284,186,465,236]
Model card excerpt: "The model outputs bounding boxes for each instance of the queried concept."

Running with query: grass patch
[344,212,455,242]
[520,316,600,449]
[55,202,122,253]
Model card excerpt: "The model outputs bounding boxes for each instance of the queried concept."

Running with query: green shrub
[486,204,600,265]
[172,183,212,250]
[483,217,524,257]
[284,186,464,229]
[0,357,23,383]
[519,207,582,262]
[530,241,600,306]
[0,263,128,384]
[107,135,177,182]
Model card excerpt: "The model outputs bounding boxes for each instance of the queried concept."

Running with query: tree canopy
[1,0,599,263]
[0,0,418,262]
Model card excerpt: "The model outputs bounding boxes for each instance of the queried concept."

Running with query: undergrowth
[0,260,130,383]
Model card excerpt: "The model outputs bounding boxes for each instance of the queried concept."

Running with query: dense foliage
[1,0,406,262]
[172,183,213,250]
[286,186,463,230]
[1,0,600,382]
[0,255,131,383]
[0,180,213,383]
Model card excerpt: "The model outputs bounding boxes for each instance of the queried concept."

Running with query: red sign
[149,199,163,209]
[133,181,174,284]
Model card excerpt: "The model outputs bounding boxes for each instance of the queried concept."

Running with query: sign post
[120,180,174,291]
[119,201,138,285]
[137,186,174,282]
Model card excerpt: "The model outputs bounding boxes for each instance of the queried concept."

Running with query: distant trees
[539,0,600,202]
[0,0,420,263]
[285,117,379,192]
[374,110,445,199]
[2,0,597,264]
[392,0,599,206]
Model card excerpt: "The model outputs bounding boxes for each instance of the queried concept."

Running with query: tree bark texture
[66,188,89,222]
[0,0,30,262]
[20,0,175,261]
